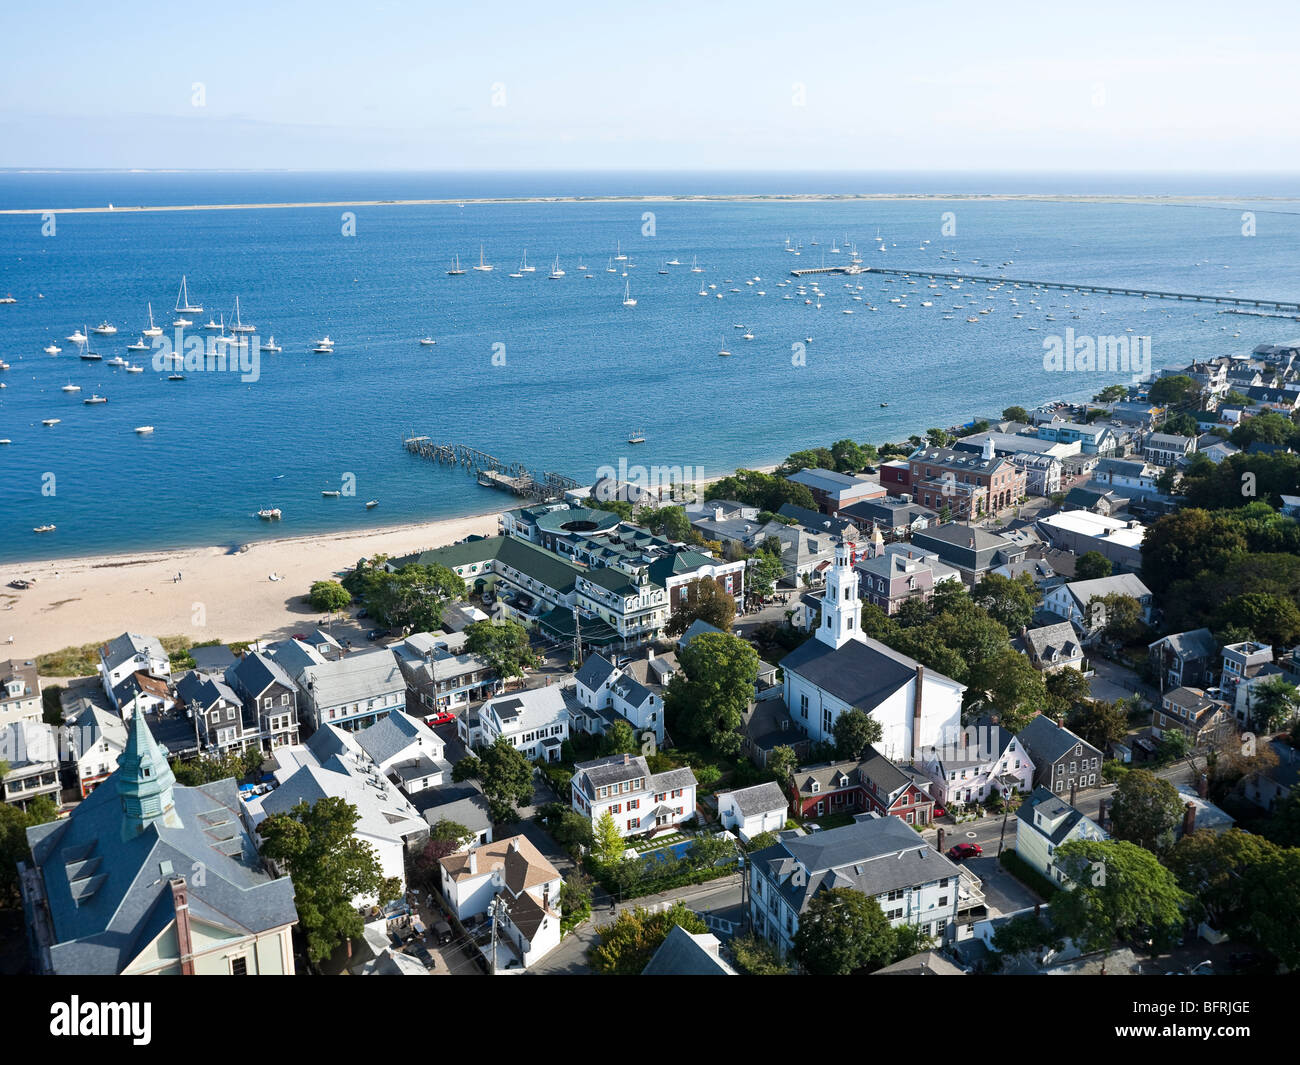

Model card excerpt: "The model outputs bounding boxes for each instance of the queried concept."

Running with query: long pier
[402,436,580,502]
[789,264,1300,312]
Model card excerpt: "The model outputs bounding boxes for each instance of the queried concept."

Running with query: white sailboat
[473,245,493,272]
[690,256,703,273]
[622,281,636,307]
[447,255,465,276]
[175,274,202,314]
[614,241,627,261]
[143,303,163,337]
[230,296,255,333]
[548,255,565,279]
[261,336,282,353]
[521,249,535,273]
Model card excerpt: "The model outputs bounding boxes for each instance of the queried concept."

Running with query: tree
[1239,848,1300,969]
[1141,508,1249,596]
[636,504,695,543]
[744,830,779,853]
[23,796,60,826]
[730,932,790,974]
[429,818,475,849]
[767,745,798,788]
[599,720,639,757]
[1264,789,1300,848]
[664,631,759,756]
[1074,551,1113,581]
[308,579,352,613]
[1246,676,1300,734]
[1094,385,1128,403]
[746,547,786,599]
[777,448,836,476]
[0,803,33,903]
[1148,374,1200,409]
[792,888,897,974]
[411,822,474,893]
[1002,406,1029,423]
[665,578,736,637]
[1168,828,1278,933]
[258,796,400,963]
[477,736,534,822]
[1066,698,1129,749]
[1155,729,1191,765]
[1213,593,1300,653]
[1044,666,1096,722]
[968,650,1047,734]
[560,871,593,922]
[592,810,627,866]
[1201,735,1278,805]
[891,922,936,962]
[829,438,872,473]
[589,902,709,974]
[368,563,465,633]
[1088,593,1146,644]
[1050,839,1189,953]
[972,573,1040,632]
[832,707,883,761]
[463,619,539,684]
[451,753,480,783]
[549,810,595,854]
[925,428,951,448]
[991,911,1064,961]
[1108,770,1185,854]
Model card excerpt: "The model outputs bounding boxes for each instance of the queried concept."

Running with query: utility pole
[487,895,509,975]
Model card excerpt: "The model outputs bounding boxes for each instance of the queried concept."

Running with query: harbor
[402,436,581,502]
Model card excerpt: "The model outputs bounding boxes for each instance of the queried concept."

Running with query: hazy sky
[3,0,1298,171]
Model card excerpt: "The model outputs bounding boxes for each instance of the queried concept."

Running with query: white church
[780,542,965,763]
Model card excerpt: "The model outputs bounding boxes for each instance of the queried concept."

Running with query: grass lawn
[628,832,689,854]
[803,811,855,831]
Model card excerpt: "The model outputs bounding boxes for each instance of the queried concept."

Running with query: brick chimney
[1097,798,1109,826]
[1182,801,1197,837]
[623,753,630,765]
[169,877,195,976]
[1196,772,1209,799]
[936,827,945,852]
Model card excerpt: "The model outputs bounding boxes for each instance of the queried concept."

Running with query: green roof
[538,607,621,645]
[400,536,507,572]
[583,567,646,596]
[647,550,715,585]
[400,535,582,595]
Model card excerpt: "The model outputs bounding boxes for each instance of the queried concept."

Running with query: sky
[3,0,1299,172]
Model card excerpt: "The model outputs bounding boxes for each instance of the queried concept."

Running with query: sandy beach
[1,510,502,664]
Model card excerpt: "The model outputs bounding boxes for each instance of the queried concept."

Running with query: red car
[933,806,947,819]
[424,711,456,728]
[947,843,983,860]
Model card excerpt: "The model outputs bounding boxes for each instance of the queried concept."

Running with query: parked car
[356,607,369,618]
[933,805,947,818]
[367,628,385,641]
[409,943,435,969]
[947,843,982,860]
[431,919,453,946]
[424,711,457,728]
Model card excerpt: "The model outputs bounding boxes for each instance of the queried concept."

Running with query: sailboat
[606,257,616,273]
[175,275,202,314]
[473,245,493,272]
[261,336,282,353]
[690,256,703,273]
[230,296,255,333]
[548,255,565,279]
[627,428,645,444]
[143,303,163,337]
[79,331,102,361]
[520,249,535,273]
[622,281,636,307]
[658,261,669,275]
[447,255,465,276]
[614,241,626,261]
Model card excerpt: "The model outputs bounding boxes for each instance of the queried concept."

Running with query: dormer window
[811,782,820,793]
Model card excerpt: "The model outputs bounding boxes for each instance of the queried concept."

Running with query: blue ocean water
[2,170,1300,564]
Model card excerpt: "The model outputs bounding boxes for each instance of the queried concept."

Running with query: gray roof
[574,653,618,691]
[873,950,966,976]
[226,651,297,700]
[26,770,296,975]
[751,816,961,915]
[355,712,431,766]
[176,670,241,713]
[679,618,727,649]
[66,705,128,760]
[1150,628,1217,662]
[1065,573,1151,605]
[781,634,960,710]
[1022,622,1082,662]
[1017,716,1099,767]
[574,753,651,795]
[300,648,403,706]
[611,673,655,709]
[857,746,913,797]
[188,644,237,673]
[650,767,699,792]
[99,632,167,673]
[1016,786,1093,845]
[722,781,787,820]
[642,924,736,976]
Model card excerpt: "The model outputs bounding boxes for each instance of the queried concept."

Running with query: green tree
[23,796,60,826]
[258,796,400,963]
[463,618,540,684]
[1074,551,1113,581]
[832,707,883,761]
[1089,593,1146,644]
[1236,847,1300,969]
[1066,698,1129,749]
[1109,770,1185,854]
[747,547,786,599]
[636,504,696,543]
[1002,406,1030,423]
[664,631,759,756]
[665,578,736,637]
[429,818,475,848]
[451,753,481,783]
[730,932,791,974]
[600,720,639,757]
[793,887,897,975]
[592,810,627,866]
[1167,828,1278,933]
[1094,385,1128,403]
[1155,729,1191,765]
[1247,676,1300,733]
[1265,789,1300,847]
[991,911,1064,960]
[1213,593,1300,651]
[925,427,951,448]
[891,922,937,962]
[777,448,836,476]
[477,736,535,822]
[969,650,1047,734]
[1050,838,1189,953]
[744,830,779,853]
[308,579,352,613]
[1148,374,1200,409]
[367,562,466,633]
[549,810,595,854]
[830,439,872,473]
[589,902,709,974]
[972,573,1040,632]
[560,871,593,922]
[767,745,798,787]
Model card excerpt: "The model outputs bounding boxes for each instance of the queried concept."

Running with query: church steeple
[817,541,862,650]
[116,708,181,839]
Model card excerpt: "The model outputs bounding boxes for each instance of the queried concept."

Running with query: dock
[789,265,1300,312]
[402,436,580,502]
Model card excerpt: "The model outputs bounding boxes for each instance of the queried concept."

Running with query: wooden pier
[790,264,1300,312]
[402,436,580,502]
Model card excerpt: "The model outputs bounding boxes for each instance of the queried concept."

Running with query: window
[1074,745,1082,756]
[655,792,666,803]
[230,956,248,976]
[264,697,272,709]
[611,804,622,814]
[671,789,683,799]
[1069,761,1077,773]
[281,693,289,706]
[227,709,236,721]
[799,694,809,719]
[816,801,824,815]
[937,896,948,906]
[1056,764,1064,775]
[628,799,639,811]
[674,807,683,816]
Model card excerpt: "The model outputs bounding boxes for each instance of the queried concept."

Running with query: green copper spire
[116,710,180,839]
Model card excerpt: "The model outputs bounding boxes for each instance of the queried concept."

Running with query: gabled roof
[573,753,650,796]
[1017,716,1099,766]
[1064,573,1151,606]
[100,633,167,673]
[574,653,618,692]
[439,833,559,896]
[642,924,736,975]
[1015,786,1100,845]
[355,712,437,767]
[1022,622,1082,662]
[227,651,297,700]
[780,633,961,710]
[611,673,654,709]
[721,781,788,819]
[300,648,403,707]
[1149,628,1217,662]
[857,745,914,797]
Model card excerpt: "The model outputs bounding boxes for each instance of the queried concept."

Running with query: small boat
[365,500,379,509]
[627,429,645,444]
[44,344,61,355]
[126,336,148,351]
[322,490,341,498]
[805,336,813,343]
[447,255,465,276]
[667,257,681,266]
[658,262,669,275]
[419,337,436,346]
[34,525,56,533]
[67,329,87,343]
[520,249,535,273]
[143,303,163,337]
[79,342,102,362]
[107,355,129,368]
[168,373,185,380]
[83,394,107,404]
[0,295,15,304]
[204,317,223,331]
[92,321,117,335]
[125,364,143,373]
[175,274,203,314]
[230,296,255,333]
[257,508,282,520]
[614,241,626,261]
[473,245,493,272]
[690,257,703,273]
[313,337,334,353]
[718,345,731,357]
[173,315,192,327]
[548,255,565,279]
[61,382,80,392]
[42,418,61,426]
[0,439,9,445]
[135,425,154,434]
[743,328,754,340]
[622,282,636,307]
[261,336,282,353]
[880,402,888,408]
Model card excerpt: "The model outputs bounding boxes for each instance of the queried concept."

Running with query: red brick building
[907,441,1026,520]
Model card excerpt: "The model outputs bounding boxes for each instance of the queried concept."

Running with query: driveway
[1089,656,1159,706]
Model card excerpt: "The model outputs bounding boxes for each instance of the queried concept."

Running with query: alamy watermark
[149,328,260,382]
[1042,327,1150,383]
[593,459,706,510]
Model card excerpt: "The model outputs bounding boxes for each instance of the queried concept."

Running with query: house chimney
[1069,781,1077,808]
[509,837,520,853]
[468,850,477,875]
[911,665,924,760]
[623,753,630,765]
[646,649,654,663]
[936,827,945,852]
[1182,801,1197,837]
[1196,772,1209,799]
[169,877,196,976]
